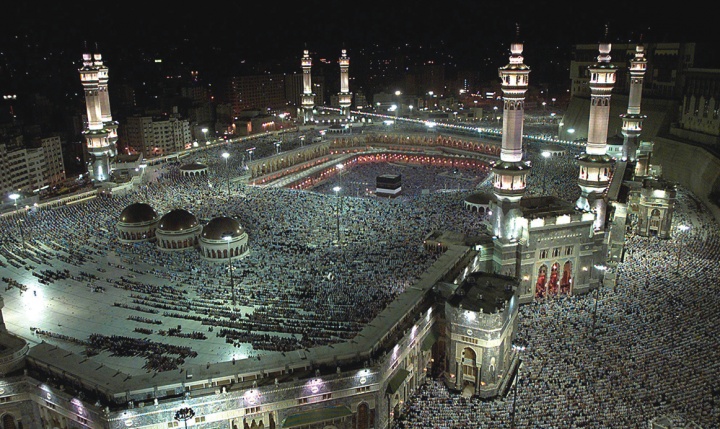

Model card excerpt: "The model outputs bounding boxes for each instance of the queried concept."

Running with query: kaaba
[376,174,402,198]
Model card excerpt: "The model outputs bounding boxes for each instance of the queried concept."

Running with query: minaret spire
[338,48,352,119]
[489,31,531,275]
[300,48,315,124]
[79,48,117,182]
[620,40,647,162]
[575,26,617,230]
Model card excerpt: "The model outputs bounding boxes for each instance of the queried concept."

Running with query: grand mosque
[0,28,709,429]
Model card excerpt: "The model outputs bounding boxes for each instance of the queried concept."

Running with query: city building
[0,135,66,198]
[122,115,192,157]
[228,74,288,118]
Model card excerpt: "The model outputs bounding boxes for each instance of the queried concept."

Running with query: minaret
[338,49,352,118]
[93,51,119,158]
[491,28,531,276]
[576,27,616,230]
[620,41,647,163]
[301,49,315,124]
[79,49,116,182]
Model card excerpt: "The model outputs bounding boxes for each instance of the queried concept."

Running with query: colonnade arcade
[287,152,490,191]
[156,234,199,251]
[247,144,330,179]
[200,242,248,260]
[117,228,156,242]
[329,133,501,157]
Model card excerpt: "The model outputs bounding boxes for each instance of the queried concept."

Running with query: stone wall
[652,136,720,224]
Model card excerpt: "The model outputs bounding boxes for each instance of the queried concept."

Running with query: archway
[2,414,18,429]
[560,261,573,295]
[535,265,548,298]
[649,208,661,235]
[548,262,560,295]
[356,402,369,429]
[461,347,477,379]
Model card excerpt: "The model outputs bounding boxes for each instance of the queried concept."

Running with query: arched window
[2,414,18,429]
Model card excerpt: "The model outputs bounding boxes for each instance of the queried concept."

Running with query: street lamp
[676,224,690,270]
[275,141,281,154]
[395,90,402,118]
[591,265,607,340]
[541,151,551,194]
[174,407,195,429]
[8,193,26,253]
[201,128,208,144]
[509,344,524,429]
[222,152,230,198]
[333,186,342,244]
[510,358,522,429]
[223,234,236,307]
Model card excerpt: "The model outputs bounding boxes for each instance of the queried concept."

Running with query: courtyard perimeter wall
[651,136,720,224]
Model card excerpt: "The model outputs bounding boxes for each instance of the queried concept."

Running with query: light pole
[394,90,402,118]
[275,141,281,154]
[541,151,551,195]
[509,344,524,429]
[222,152,230,197]
[333,186,342,244]
[510,358,521,429]
[676,224,690,270]
[9,193,26,253]
[591,265,607,340]
[201,128,208,144]
[174,407,195,429]
[223,234,236,307]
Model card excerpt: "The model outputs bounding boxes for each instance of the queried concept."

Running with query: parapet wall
[651,136,720,224]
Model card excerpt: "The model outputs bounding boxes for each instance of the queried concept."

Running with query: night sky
[2,1,715,65]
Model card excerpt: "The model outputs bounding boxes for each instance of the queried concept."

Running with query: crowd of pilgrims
[1,122,717,424]
[0,128,490,371]
[393,189,719,427]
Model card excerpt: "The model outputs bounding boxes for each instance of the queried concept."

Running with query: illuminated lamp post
[591,264,607,340]
[333,186,342,244]
[223,234,236,307]
[676,224,690,270]
[222,152,230,197]
[394,90,402,118]
[541,151,551,194]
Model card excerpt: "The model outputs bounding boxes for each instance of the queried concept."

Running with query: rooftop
[447,272,516,314]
